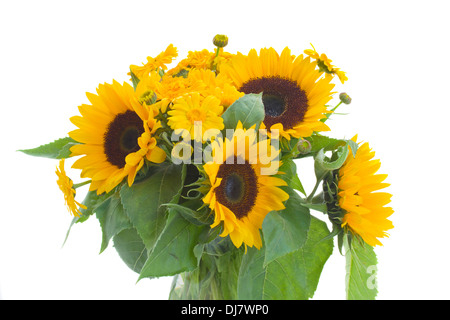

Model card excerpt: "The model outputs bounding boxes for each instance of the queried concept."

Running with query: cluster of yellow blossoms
[54,35,392,249]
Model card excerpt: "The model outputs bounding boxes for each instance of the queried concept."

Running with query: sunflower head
[69,80,166,195]
[202,122,289,249]
[55,159,87,217]
[331,136,394,246]
[221,47,335,140]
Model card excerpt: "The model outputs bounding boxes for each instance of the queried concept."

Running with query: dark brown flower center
[215,157,258,219]
[104,110,144,168]
[239,76,308,130]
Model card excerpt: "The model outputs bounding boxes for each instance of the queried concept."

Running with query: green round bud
[339,92,352,105]
[213,34,228,48]
[297,139,312,154]
[139,90,157,106]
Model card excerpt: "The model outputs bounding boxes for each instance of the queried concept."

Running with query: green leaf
[95,193,132,253]
[315,144,349,172]
[237,245,267,299]
[119,164,183,251]
[263,216,334,299]
[238,216,333,300]
[344,233,378,300]
[138,210,208,279]
[113,228,148,274]
[78,190,111,222]
[306,134,345,154]
[162,202,210,226]
[221,93,265,130]
[18,137,79,159]
[130,69,140,90]
[278,159,306,195]
[262,187,311,266]
[216,248,245,300]
[63,190,112,246]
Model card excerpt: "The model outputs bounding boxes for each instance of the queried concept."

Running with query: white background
[1,0,449,300]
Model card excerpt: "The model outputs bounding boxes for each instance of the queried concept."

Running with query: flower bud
[213,34,228,48]
[139,90,157,106]
[297,139,311,154]
[339,92,352,105]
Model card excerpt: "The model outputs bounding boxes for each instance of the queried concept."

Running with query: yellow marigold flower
[167,49,234,76]
[168,92,224,141]
[338,136,394,246]
[69,81,166,195]
[56,159,87,217]
[202,122,289,249]
[130,44,178,79]
[221,47,335,140]
[187,69,244,109]
[304,44,348,84]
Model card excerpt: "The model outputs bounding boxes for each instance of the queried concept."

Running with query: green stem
[73,180,91,189]
[330,101,343,113]
[306,171,329,202]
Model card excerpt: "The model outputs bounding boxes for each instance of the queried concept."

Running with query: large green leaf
[138,210,208,279]
[119,164,183,251]
[18,137,78,159]
[238,216,333,300]
[344,234,378,300]
[113,228,148,274]
[236,245,266,299]
[264,216,333,299]
[95,193,132,253]
[221,93,265,130]
[262,187,311,266]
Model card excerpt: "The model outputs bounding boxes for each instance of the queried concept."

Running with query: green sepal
[18,137,79,159]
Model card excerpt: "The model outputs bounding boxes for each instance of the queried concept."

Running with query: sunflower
[168,92,224,141]
[202,122,289,249]
[69,80,166,195]
[221,47,335,140]
[338,136,393,246]
[55,159,87,217]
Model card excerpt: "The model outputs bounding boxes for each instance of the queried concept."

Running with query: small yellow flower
[168,93,224,141]
[56,159,87,217]
[130,44,178,79]
[187,69,243,109]
[304,44,348,84]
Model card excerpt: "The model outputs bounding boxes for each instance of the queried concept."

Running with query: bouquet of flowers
[20,35,393,300]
